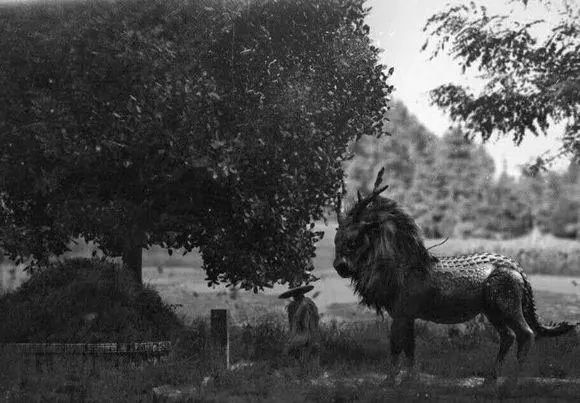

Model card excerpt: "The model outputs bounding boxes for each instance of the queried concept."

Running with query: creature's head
[333,218,374,278]
[333,168,432,281]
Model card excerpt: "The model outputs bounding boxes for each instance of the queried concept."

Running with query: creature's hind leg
[512,316,534,367]
[484,314,515,379]
[485,268,535,376]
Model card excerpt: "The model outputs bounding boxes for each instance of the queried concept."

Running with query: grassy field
[1,292,579,401]
[1,227,580,401]
[140,223,580,275]
[2,222,579,293]
[2,261,580,401]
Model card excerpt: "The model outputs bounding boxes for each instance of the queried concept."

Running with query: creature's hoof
[392,369,417,386]
[394,371,404,386]
[381,370,400,387]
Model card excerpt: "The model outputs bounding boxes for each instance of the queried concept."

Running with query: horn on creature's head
[352,167,389,221]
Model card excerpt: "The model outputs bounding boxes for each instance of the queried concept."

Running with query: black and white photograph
[0,0,579,401]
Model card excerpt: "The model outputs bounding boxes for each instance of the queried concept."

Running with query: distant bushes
[0,258,182,342]
[470,246,580,276]
[493,247,580,276]
[430,235,580,276]
[441,244,580,275]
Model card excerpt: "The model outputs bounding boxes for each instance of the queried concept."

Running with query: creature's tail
[521,272,577,338]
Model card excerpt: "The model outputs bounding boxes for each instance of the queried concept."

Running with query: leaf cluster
[423,0,579,166]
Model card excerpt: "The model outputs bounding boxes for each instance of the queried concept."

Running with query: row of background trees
[398,0,579,240]
[348,101,580,240]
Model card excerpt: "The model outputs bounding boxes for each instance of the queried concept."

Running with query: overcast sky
[365,0,570,176]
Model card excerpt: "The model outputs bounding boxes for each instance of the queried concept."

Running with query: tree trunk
[123,245,143,284]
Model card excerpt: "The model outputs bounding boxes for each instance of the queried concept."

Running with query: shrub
[0,258,182,342]
[171,317,211,360]
[234,313,287,363]
[319,320,390,366]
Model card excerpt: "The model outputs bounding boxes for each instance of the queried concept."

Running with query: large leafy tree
[0,0,391,287]
[423,0,579,170]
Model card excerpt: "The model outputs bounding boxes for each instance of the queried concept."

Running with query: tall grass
[1,313,579,401]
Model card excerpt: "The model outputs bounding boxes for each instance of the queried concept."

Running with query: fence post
[210,309,229,370]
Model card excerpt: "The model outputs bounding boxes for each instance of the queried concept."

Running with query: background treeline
[348,101,580,240]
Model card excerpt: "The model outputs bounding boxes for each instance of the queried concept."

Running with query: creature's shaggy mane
[345,196,436,313]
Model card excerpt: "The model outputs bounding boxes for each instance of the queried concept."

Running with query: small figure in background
[279,285,320,373]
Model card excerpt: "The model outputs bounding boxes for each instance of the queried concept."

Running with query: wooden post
[210,309,229,370]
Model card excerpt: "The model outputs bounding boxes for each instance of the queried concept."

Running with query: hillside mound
[0,258,182,343]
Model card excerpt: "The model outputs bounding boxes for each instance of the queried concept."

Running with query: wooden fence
[0,309,231,371]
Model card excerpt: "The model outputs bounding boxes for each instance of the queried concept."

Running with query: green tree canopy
[0,0,391,288]
[423,0,579,170]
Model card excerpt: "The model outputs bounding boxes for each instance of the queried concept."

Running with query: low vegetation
[0,258,182,343]
[1,311,579,401]
[1,256,579,400]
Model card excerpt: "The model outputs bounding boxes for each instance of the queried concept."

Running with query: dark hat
[278,285,314,299]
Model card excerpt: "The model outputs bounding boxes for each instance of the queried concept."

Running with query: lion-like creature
[333,168,576,379]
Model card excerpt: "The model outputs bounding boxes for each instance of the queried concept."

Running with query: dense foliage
[0,0,391,287]
[0,258,181,342]
[422,0,580,170]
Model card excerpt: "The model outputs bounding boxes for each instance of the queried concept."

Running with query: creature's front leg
[390,318,415,383]
[403,319,416,373]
